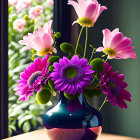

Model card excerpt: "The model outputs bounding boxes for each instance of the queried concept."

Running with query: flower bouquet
[15,0,136,140]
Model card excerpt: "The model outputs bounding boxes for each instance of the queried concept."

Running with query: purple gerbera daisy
[100,62,131,109]
[51,55,94,95]
[15,55,50,101]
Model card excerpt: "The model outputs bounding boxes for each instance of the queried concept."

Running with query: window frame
[0,0,8,139]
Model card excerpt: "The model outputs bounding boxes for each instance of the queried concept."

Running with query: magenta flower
[100,62,131,109]
[96,28,137,59]
[13,19,26,32]
[15,55,50,101]
[51,55,94,95]
[8,0,17,6]
[19,20,56,56]
[68,0,107,27]
[16,0,32,13]
[29,5,44,19]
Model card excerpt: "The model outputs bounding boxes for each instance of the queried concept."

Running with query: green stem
[90,73,98,85]
[104,58,108,62]
[98,97,108,111]
[83,27,88,58]
[74,26,84,55]
[89,48,96,63]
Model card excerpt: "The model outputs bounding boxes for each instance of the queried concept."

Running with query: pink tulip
[16,0,32,13]
[29,5,44,19]
[19,20,56,56]
[13,19,26,32]
[68,0,107,27]
[47,0,54,6]
[8,0,17,6]
[96,28,137,59]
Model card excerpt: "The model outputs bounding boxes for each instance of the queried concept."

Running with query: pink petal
[102,29,111,47]
[42,33,53,47]
[77,0,86,15]
[110,32,123,48]
[84,3,96,19]
[43,20,53,36]
[121,89,131,102]
[115,38,132,52]
[68,1,81,17]
[94,6,107,22]
[96,47,104,52]
[18,96,26,101]
[115,50,137,59]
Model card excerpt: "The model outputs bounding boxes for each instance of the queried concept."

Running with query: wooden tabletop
[3,129,140,140]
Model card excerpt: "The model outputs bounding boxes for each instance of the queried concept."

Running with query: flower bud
[23,15,29,20]
[36,87,51,104]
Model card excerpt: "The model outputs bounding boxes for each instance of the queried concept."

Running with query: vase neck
[59,92,86,105]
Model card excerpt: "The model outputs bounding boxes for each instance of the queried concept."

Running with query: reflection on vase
[43,92,103,140]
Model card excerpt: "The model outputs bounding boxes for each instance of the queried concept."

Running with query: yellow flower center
[18,25,22,29]
[38,48,52,56]
[103,48,116,57]
[36,9,40,14]
[77,17,94,27]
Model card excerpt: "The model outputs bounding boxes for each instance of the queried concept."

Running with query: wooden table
[3,129,140,140]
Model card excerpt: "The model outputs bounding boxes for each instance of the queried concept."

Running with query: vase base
[45,126,102,140]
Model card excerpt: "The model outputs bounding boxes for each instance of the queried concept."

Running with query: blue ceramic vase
[43,92,103,140]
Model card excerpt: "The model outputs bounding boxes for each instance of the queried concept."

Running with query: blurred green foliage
[8,0,55,137]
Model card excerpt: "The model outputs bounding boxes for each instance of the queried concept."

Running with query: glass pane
[8,0,55,137]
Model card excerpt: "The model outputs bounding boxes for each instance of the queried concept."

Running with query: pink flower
[29,5,44,19]
[47,0,54,6]
[16,0,32,13]
[8,0,17,6]
[68,0,107,27]
[96,28,137,59]
[19,20,56,56]
[15,55,50,101]
[13,19,26,32]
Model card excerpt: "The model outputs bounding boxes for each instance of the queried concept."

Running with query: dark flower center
[108,78,120,96]
[28,71,41,87]
[65,67,78,79]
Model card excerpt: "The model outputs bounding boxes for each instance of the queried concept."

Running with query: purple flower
[15,55,50,101]
[100,62,131,109]
[51,55,94,95]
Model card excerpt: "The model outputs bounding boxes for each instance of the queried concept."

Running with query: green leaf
[18,115,33,128]
[48,56,59,65]
[31,118,37,129]
[49,65,54,72]
[9,124,16,131]
[76,44,83,55]
[8,128,12,137]
[84,87,102,98]
[23,121,31,133]
[64,92,79,100]
[54,32,61,38]
[90,58,104,72]
[60,42,74,54]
